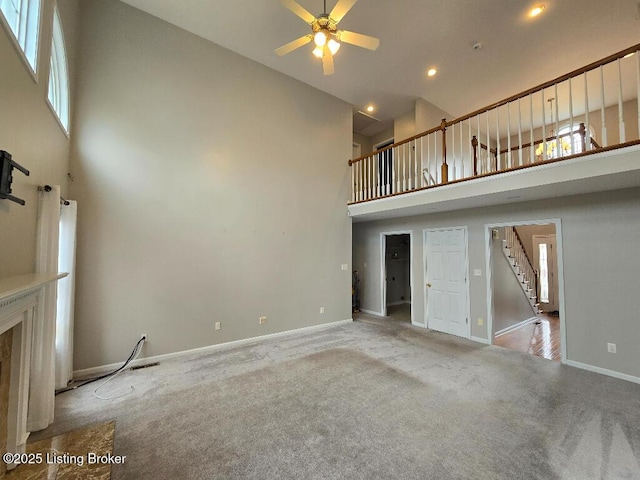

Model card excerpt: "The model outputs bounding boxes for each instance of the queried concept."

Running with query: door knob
[426,283,432,288]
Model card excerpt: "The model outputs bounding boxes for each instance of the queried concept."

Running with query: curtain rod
[38,185,70,206]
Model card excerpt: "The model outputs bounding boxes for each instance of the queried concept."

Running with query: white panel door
[425,229,469,338]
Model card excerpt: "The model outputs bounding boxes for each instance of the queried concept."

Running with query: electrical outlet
[320,307,325,314]
[607,343,617,354]
[259,316,267,325]
[478,318,484,326]
[215,322,221,331]
[341,264,349,271]
[141,333,147,343]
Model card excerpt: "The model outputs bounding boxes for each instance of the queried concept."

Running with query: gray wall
[492,230,536,334]
[352,186,640,378]
[0,0,79,277]
[70,0,352,369]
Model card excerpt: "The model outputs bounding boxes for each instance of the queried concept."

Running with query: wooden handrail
[348,124,443,165]
[349,43,639,166]
[348,139,640,205]
[446,43,640,126]
[348,42,640,204]
[513,227,538,303]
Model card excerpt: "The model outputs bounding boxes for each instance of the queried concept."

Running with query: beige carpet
[30,315,640,479]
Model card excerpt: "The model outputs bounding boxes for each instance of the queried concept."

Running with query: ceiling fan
[275,0,380,75]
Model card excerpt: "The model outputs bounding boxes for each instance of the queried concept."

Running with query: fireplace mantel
[0,272,67,470]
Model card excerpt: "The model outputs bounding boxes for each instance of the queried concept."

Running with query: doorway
[487,221,565,363]
[381,232,412,324]
[375,139,394,196]
[423,227,470,338]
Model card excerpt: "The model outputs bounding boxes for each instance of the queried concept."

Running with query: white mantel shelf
[0,273,68,308]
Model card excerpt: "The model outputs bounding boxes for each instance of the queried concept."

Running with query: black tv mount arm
[0,150,30,206]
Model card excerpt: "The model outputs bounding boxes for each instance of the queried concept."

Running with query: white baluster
[351,160,355,202]
[529,94,534,164]
[507,102,512,169]
[541,89,547,161]
[460,121,464,179]
[496,106,501,170]
[517,98,523,166]
[476,114,481,175]
[584,72,590,151]
[569,77,574,155]
[486,112,490,172]
[554,83,559,157]
[600,65,608,147]
[618,58,626,143]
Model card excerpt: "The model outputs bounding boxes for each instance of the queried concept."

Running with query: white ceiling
[121,0,640,136]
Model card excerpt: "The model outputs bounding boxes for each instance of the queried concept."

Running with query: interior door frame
[380,230,414,323]
[484,219,567,364]
[423,226,471,338]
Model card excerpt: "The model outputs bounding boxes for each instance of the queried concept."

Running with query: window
[0,0,41,72]
[535,123,592,160]
[47,5,69,132]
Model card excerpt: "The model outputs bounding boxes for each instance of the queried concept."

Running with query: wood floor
[494,314,561,362]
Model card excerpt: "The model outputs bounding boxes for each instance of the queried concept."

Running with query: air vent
[130,362,160,371]
[353,110,380,133]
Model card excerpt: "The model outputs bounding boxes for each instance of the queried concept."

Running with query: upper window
[0,0,41,72]
[536,123,593,160]
[47,5,69,132]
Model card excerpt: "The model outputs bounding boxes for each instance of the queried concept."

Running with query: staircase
[502,227,541,314]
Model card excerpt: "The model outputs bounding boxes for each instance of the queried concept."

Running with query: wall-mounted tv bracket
[0,151,30,206]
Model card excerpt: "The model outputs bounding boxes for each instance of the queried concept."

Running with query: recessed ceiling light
[427,68,437,77]
[529,5,545,17]
[366,105,375,113]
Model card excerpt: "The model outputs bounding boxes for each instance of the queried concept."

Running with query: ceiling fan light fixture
[529,5,545,17]
[328,38,340,55]
[314,30,327,47]
[312,46,324,58]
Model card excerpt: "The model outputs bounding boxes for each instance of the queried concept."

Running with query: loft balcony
[347,44,640,222]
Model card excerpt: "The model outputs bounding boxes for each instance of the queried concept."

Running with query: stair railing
[349,42,640,204]
[504,227,538,301]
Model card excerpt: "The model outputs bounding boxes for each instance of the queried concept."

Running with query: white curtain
[28,186,61,431]
[55,201,77,390]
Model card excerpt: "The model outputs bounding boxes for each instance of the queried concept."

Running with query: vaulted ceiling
[121,0,640,136]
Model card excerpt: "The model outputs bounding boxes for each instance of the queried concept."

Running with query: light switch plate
[474,269,482,276]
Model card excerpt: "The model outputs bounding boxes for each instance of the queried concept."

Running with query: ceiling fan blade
[322,49,335,75]
[329,0,357,23]
[338,30,380,51]
[280,0,316,24]
[275,35,312,56]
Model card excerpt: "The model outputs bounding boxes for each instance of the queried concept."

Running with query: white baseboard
[565,360,640,385]
[411,321,426,328]
[73,319,353,379]
[471,336,491,345]
[359,309,383,316]
[494,317,538,337]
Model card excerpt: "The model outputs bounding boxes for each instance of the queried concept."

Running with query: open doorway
[487,221,565,363]
[381,232,412,324]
